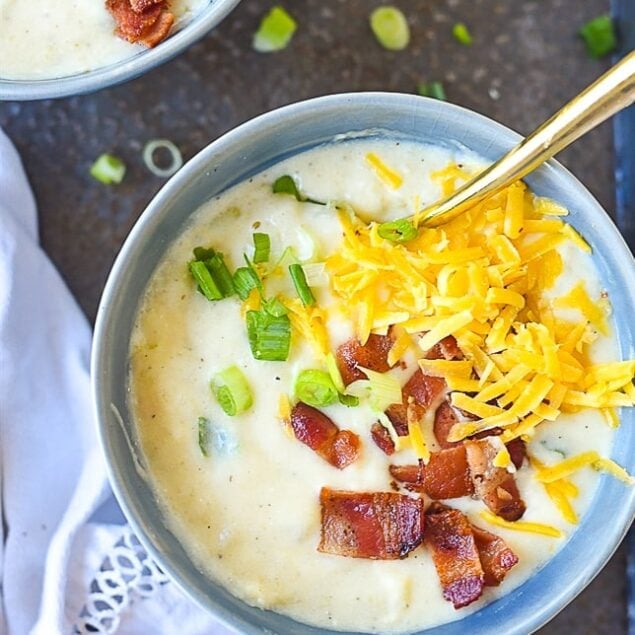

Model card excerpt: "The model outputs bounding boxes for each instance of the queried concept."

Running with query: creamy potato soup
[0,0,206,80]
[129,139,634,633]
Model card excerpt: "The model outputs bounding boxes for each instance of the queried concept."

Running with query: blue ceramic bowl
[92,93,635,635]
[0,0,240,101]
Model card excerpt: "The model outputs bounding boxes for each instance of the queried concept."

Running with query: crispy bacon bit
[106,0,174,48]
[389,446,473,500]
[371,422,395,455]
[290,402,360,469]
[433,400,463,448]
[386,369,446,436]
[318,488,425,559]
[425,335,464,361]
[472,525,519,586]
[465,439,526,521]
[335,333,395,386]
[425,503,485,609]
[506,438,526,470]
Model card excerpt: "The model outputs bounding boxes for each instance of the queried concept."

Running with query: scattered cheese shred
[365,152,403,189]
[407,417,430,463]
[535,451,634,485]
[479,511,563,538]
[283,297,330,358]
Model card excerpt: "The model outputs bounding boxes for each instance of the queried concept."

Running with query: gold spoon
[419,50,635,228]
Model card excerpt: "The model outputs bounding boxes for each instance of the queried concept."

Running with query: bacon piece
[389,446,473,500]
[425,503,485,609]
[129,0,162,10]
[106,0,174,48]
[386,369,446,436]
[371,421,395,455]
[472,525,519,586]
[335,333,395,386]
[318,488,425,559]
[506,438,526,470]
[290,402,359,469]
[433,400,463,448]
[425,335,464,361]
[465,439,526,521]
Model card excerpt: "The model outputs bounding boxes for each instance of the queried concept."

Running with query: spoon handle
[421,51,635,227]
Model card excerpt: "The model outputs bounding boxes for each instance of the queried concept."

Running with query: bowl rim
[0,0,241,101]
[92,91,635,635]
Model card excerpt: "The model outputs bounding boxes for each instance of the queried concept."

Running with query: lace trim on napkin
[73,527,169,634]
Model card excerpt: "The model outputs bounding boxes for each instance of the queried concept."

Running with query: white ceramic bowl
[92,93,635,635]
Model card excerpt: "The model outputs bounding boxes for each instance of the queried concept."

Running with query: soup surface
[0,0,206,80]
[129,138,631,633]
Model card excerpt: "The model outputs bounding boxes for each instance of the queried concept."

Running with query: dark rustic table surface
[0,0,628,633]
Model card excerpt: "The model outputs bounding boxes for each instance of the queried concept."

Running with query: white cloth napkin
[0,129,234,634]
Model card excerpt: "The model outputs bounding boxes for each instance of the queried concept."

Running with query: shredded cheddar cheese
[365,152,403,189]
[534,451,634,485]
[480,511,563,538]
[283,297,330,358]
[324,163,635,454]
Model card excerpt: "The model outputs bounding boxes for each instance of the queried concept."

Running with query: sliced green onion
[295,369,339,407]
[193,246,216,261]
[361,367,402,411]
[302,262,329,287]
[252,232,271,263]
[205,252,235,298]
[253,6,297,53]
[189,261,223,301]
[579,15,617,58]
[143,139,183,178]
[90,153,126,185]
[338,393,360,407]
[272,175,326,205]
[378,219,418,243]
[289,264,316,306]
[417,81,447,101]
[198,417,211,456]
[452,22,473,45]
[244,254,264,291]
[325,352,346,394]
[262,296,288,317]
[211,366,253,416]
[246,309,291,361]
[369,6,410,51]
[274,245,299,270]
[233,267,260,300]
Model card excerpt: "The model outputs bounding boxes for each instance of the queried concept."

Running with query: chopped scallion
[325,352,346,393]
[253,6,297,53]
[189,261,223,301]
[90,153,126,185]
[211,366,253,416]
[417,81,447,101]
[338,393,360,407]
[289,263,316,306]
[359,366,402,412]
[377,218,418,243]
[193,246,216,261]
[262,296,288,317]
[369,6,410,51]
[579,15,617,58]
[246,309,291,361]
[252,232,271,263]
[198,417,211,456]
[302,262,329,287]
[233,267,260,300]
[295,369,339,407]
[143,139,183,178]
[205,252,235,298]
[272,175,326,205]
[452,22,473,45]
